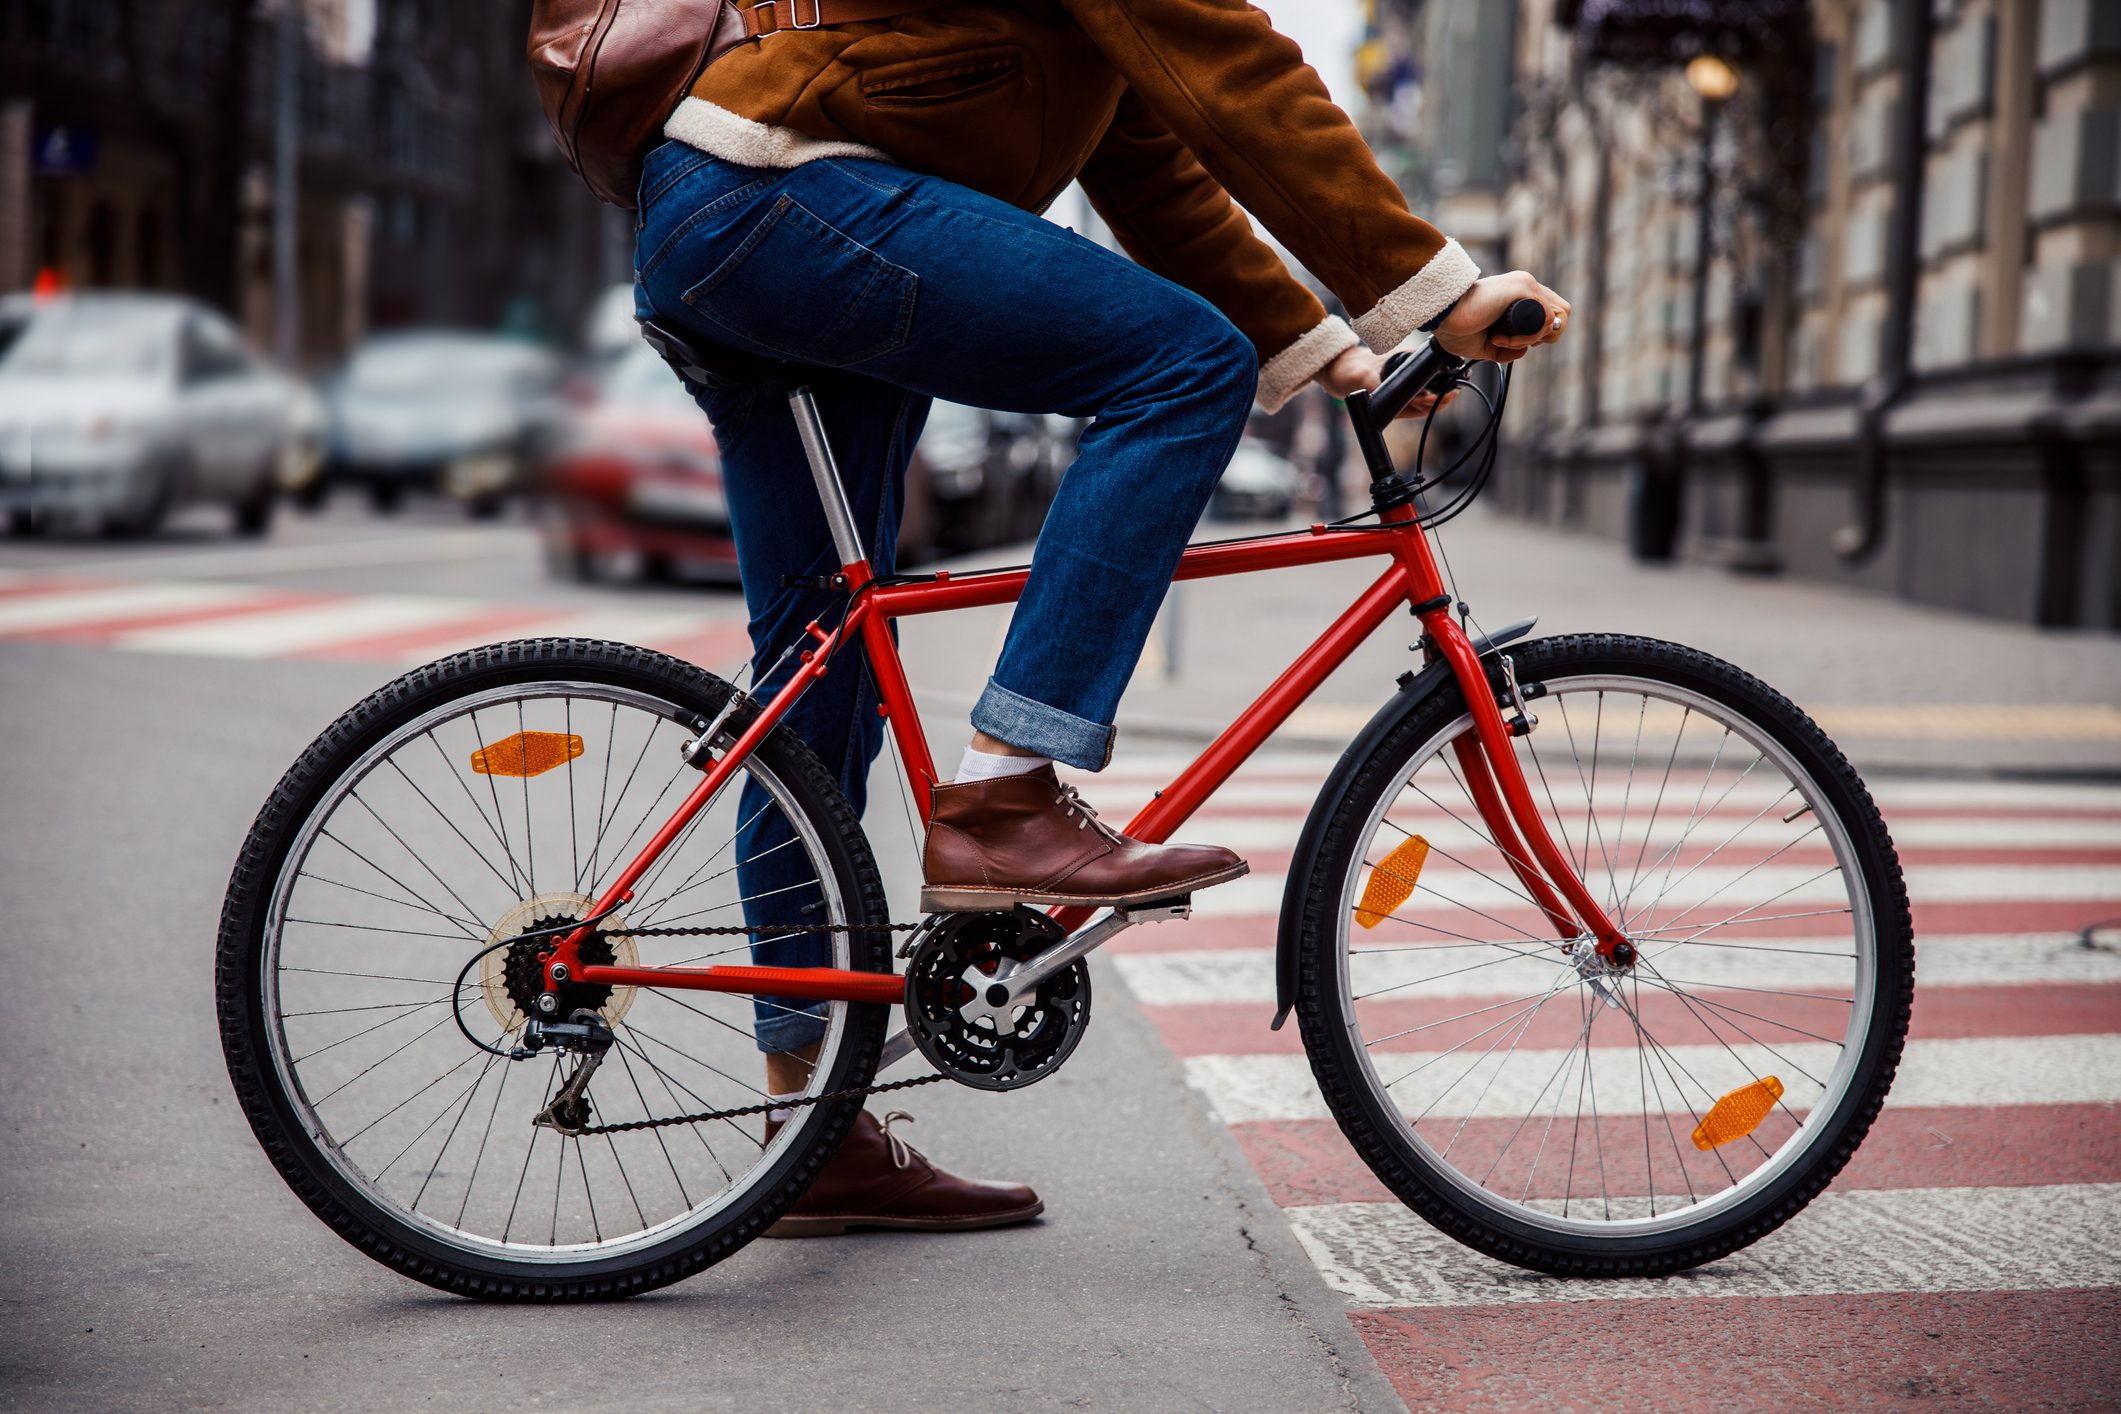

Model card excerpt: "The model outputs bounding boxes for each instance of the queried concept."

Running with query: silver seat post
[787,386,866,567]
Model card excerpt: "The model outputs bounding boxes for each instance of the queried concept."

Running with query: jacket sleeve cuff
[1256,314,1360,414]
[1350,239,1481,351]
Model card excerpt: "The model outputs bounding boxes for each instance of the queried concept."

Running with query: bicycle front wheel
[216,639,891,1299]
[1292,634,1913,1276]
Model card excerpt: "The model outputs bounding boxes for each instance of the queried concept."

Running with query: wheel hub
[1569,936,1632,1009]
[480,891,638,1030]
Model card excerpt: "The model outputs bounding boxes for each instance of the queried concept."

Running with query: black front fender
[1268,617,1536,1030]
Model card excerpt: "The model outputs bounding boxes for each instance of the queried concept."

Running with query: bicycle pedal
[1118,896,1191,923]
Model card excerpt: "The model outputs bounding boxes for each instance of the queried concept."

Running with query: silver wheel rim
[261,680,858,1263]
[1332,671,1877,1238]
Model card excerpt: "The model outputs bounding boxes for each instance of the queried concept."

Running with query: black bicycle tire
[215,638,891,1300]
[1292,633,1915,1276]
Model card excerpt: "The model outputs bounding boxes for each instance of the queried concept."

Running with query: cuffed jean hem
[754,1002,827,1055]
[970,679,1116,771]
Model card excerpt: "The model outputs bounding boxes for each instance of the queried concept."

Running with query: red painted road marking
[638,622,755,670]
[0,575,107,600]
[1109,898,2121,954]
[1140,982,2121,1058]
[1235,844,2121,876]
[1234,1105,2121,1208]
[290,606,569,661]
[1350,1288,2121,1412]
[5,589,340,643]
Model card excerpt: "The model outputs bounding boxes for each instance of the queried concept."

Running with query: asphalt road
[0,503,1400,1413]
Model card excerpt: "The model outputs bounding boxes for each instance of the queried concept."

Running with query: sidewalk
[898,509,2121,778]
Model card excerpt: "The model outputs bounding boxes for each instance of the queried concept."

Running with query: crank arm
[1004,896,1191,999]
[877,1027,919,1073]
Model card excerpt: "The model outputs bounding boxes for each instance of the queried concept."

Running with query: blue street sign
[32,124,100,176]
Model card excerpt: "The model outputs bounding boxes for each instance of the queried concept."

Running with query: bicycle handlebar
[1346,296,1547,499]
[1366,297,1547,425]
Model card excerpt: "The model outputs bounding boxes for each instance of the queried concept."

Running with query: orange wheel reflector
[1691,1076,1784,1151]
[471,731,584,778]
[1354,834,1430,929]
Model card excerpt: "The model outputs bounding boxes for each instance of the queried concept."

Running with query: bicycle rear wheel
[1292,634,1913,1275]
[216,639,890,1299]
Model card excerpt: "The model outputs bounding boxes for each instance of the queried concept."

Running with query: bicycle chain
[561,918,945,1136]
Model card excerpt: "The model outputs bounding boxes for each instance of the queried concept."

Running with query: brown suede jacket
[665,0,1479,411]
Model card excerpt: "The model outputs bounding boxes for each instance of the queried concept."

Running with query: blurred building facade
[1365,0,2121,629]
[2,0,627,364]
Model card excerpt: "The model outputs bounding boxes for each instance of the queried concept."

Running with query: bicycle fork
[1414,604,1631,962]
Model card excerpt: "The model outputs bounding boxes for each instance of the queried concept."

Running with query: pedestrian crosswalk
[1068,750,2121,1408]
[0,570,753,668]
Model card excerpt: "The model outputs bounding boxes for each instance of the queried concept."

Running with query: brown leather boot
[764,1109,1042,1237]
[919,765,1247,912]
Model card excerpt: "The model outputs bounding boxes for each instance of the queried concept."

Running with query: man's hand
[1433,271,1570,364]
[1317,345,1456,419]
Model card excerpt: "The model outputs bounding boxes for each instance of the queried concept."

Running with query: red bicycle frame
[556,343,1626,1007]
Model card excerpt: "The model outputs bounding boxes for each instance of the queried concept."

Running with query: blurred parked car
[578,284,645,382]
[0,293,318,537]
[322,331,561,516]
[914,402,1075,560]
[534,342,734,584]
[1207,438,1301,522]
[0,294,35,363]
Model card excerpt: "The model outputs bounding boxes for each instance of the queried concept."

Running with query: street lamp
[1685,54,1740,101]
[1682,55,1737,416]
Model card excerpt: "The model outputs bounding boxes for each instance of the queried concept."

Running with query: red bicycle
[217,302,1913,1298]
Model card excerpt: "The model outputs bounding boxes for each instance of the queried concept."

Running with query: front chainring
[904,908,1090,1091]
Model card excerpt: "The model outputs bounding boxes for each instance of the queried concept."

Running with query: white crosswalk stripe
[1116,933,2121,1007]
[1182,1034,2121,1124]
[117,594,480,656]
[1287,1183,2121,1308]
[1181,861,2117,917]
[0,579,276,633]
[0,573,749,663]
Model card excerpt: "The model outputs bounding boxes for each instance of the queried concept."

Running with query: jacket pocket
[861,55,1022,107]
[681,195,918,366]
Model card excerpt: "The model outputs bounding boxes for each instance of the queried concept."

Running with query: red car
[535,344,737,584]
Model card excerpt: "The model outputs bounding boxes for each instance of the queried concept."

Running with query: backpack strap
[740,0,957,40]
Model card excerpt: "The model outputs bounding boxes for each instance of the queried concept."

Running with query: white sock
[954,745,1053,783]
[767,1091,802,1124]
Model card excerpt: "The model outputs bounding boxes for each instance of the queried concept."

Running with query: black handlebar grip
[1489,296,1549,339]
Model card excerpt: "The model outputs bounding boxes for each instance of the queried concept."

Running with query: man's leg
[638,153,1254,908]
[665,362,925,1062]
[638,154,1259,768]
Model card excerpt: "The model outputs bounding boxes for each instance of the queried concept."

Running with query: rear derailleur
[520,1007,616,1136]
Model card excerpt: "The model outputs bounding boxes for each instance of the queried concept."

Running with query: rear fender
[1269,617,1537,1030]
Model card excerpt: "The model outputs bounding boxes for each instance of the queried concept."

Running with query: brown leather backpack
[527,0,952,210]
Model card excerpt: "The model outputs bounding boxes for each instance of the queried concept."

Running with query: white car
[1208,437,1302,522]
[0,294,319,537]
[324,332,562,516]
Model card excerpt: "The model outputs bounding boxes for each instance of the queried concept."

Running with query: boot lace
[1055,783,1127,843]
[880,1109,920,1168]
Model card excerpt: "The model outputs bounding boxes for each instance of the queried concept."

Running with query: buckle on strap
[749,0,820,34]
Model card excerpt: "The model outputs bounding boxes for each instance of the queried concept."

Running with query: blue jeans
[633,141,1255,1050]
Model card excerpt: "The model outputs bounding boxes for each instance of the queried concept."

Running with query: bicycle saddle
[638,317,799,392]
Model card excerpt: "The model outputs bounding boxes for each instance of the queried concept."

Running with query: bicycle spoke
[389,755,524,902]
[471,707,528,898]
[413,1050,503,1212]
